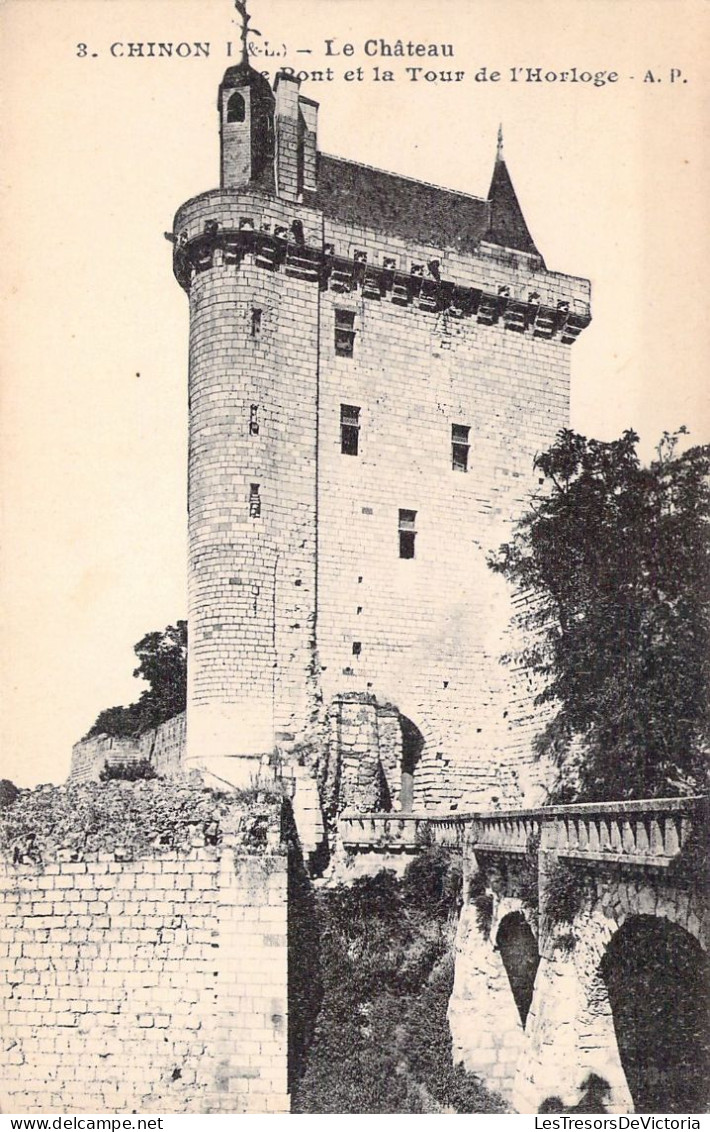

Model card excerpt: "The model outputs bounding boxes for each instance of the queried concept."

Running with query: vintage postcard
[1,0,708,1117]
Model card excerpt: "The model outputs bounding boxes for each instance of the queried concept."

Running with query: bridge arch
[496,910,540,1028]
[599,914,709,1113]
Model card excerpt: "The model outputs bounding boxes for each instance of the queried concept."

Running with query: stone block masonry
[0,840,289,1113]
[69,714,186,786]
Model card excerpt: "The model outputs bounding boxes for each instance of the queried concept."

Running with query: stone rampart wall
[0,843,289,1113]
[68,714,187,786]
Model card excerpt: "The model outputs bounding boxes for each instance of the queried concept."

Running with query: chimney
[274,71,302,200]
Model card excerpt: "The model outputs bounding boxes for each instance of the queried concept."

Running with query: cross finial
[497,123,504,162]
[233,0,260,65]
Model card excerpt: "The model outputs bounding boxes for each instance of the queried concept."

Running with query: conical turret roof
[483,128,543,261]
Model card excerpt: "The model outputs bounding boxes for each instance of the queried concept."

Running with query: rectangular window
[251,308,262,338]
[340,403,360,456]
[334,309,356,357]
[398,509,417,559]
[452,423,470,472]
[249,483,261,518]
[249,404,259,436]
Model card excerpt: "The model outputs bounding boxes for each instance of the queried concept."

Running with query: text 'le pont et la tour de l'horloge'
[93,36,687,87]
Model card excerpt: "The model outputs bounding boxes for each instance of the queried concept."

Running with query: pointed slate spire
[483,127,543,262]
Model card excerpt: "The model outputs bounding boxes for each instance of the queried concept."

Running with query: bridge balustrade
[468,796,706,869]
[339,796,707,872]
[339,811,468,852]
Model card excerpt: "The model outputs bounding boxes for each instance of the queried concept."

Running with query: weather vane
[233,0,261,64]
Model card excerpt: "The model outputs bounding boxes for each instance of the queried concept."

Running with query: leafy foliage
[0,779,280,863]
[292,848,505,1113]
[0,779,20,811]
[491,429,710,802]
[87,621,187,739]
[544,859,589,927]
[99,759,158,782]
[473,893,494,937]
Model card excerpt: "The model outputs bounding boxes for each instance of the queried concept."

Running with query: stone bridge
[340,797,709,1114]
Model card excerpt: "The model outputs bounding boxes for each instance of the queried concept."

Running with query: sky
[1,0,708,787]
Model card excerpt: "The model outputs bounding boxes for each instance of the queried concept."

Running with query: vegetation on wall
[293,849,506,1114]
[466,867,494,936]
[543,859,591,929]
[86,621,187,739]
[99,759,158,782]
[0,779,20,810]
[0,779,280,863]
[490,428,710,802]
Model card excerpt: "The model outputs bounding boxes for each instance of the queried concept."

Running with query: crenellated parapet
[171,199,590,346]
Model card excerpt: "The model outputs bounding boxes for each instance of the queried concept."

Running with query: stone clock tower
[172,43,590,802]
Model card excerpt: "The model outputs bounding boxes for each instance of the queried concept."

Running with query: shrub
[0,779,20,810]
[544,859,589,925]
[401,844,462,917]
[99,759,158,782]
[292,847,505,1113]
[473,893,494,937]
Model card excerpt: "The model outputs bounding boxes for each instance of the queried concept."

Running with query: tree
[87,621,187,739]
[490,429,710,802]
[0,779,20,810]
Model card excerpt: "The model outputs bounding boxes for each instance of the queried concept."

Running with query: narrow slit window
[249,483,261,518]
[251,308,262,338]
[249,404,259,436]
[399,509,417,560]
[452,423,470,472]
[334,309,356,358]
[340,403,360,456]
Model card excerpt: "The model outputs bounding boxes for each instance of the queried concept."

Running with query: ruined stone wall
[68,735,146,786]
[68,714,186,786]
[139,713,186,779]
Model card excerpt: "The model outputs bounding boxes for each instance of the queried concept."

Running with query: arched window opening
[496,911,540,1027]
[399,715,424,812]
[226,92,246,123]
[601,915,710,1113]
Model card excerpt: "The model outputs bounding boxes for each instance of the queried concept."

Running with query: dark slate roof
[483,155,542,259]
[306,153,542,261]
[309,155,490,255]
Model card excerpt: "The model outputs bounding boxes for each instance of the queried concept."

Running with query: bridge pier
[449,897,529,1103]
[512,924,632,1112]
